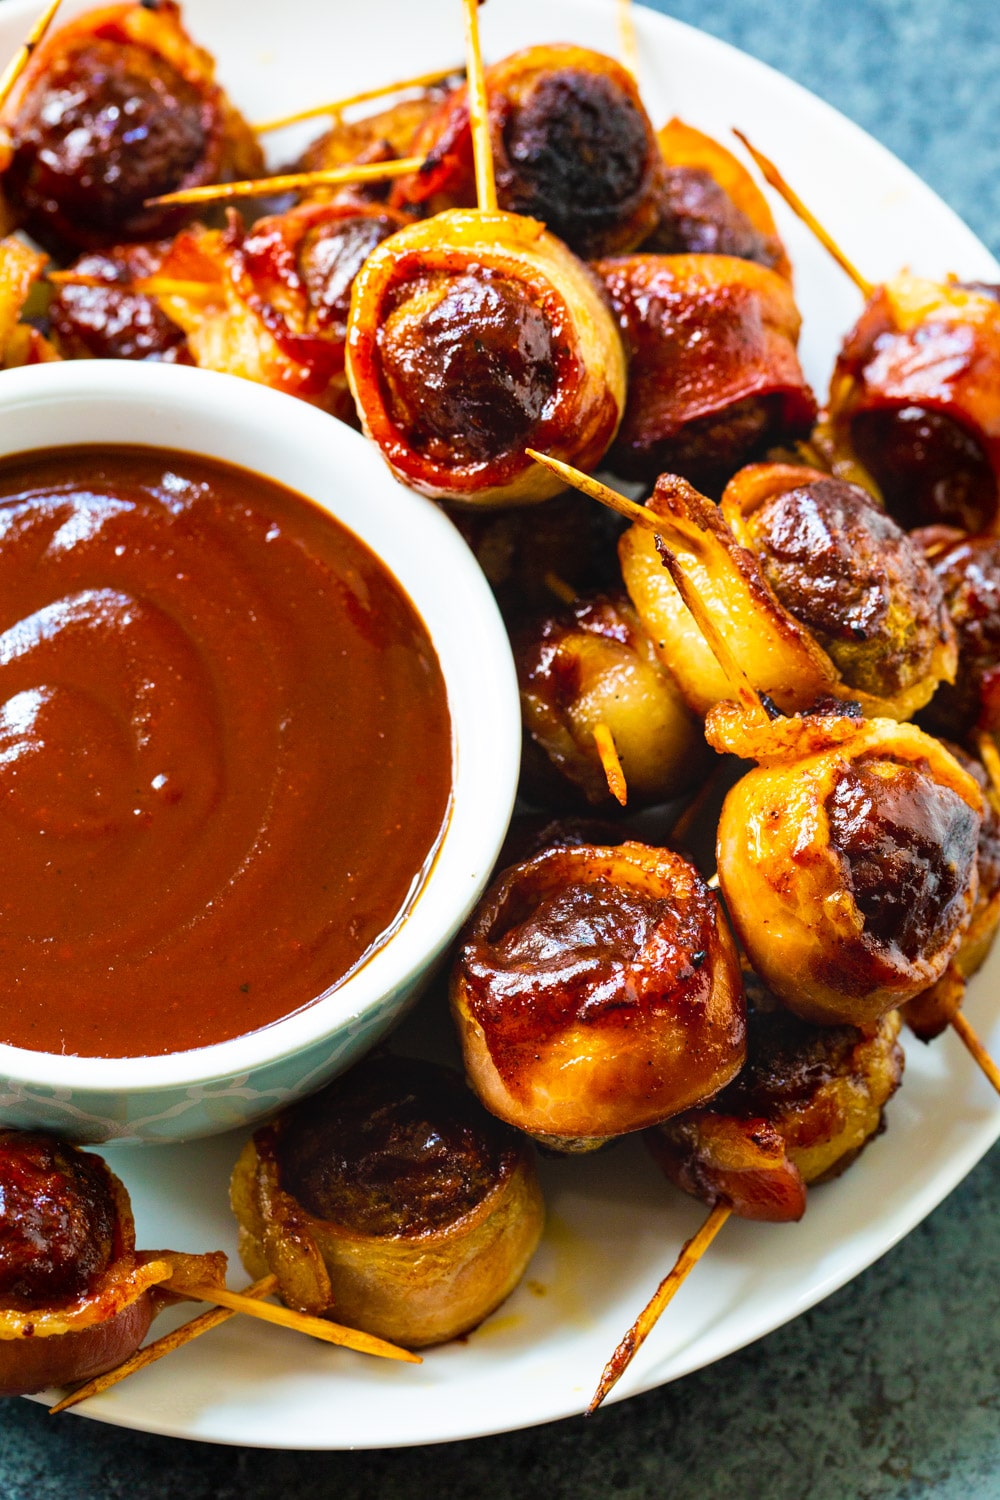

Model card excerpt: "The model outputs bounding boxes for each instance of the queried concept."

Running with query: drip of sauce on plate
[0,446,452,1057]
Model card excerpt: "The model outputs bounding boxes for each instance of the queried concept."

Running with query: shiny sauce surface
[0,446,452,1057]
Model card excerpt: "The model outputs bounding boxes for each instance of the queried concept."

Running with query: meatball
[0,1131,115,1310]
[745,476,950,701]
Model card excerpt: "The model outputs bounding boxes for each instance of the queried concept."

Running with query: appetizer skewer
[592,254,815,491]
[231,1054,544,1349]
[0,1128,420,1402]
[735,131,1000,535]
[450,839,746,1151]
[710,705,980,1028]
[590,983,905,1410]
[0,0,264,255]
[388,42,664,259]
[0,1129,177,1398]
[527,452,999,1080]
[721,463,956,711]
[343,0,627,506]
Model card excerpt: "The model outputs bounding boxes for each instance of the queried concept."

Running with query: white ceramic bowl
[0,360,520,1143]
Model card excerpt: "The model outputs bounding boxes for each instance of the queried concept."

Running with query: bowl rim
[0,360,521,1093]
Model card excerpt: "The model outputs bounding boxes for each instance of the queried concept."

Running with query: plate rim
[8,0,1000,1448]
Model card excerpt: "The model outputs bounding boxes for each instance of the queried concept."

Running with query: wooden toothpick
[593,722,628,806]
[174,1281,421,1363]
[951,1010,1000,1097]
[252,65,462,134]
[616,0,640,81]
[589,1202,731,1412]
[731,129,873,298]
[0,0,62,112]
[461,0,497,213]
[49,1275,279,1413]
[145,155,425,209]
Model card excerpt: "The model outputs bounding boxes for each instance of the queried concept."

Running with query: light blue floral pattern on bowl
[0,974,425,1144]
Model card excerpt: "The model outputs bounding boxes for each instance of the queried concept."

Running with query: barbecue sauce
[0,446,452,1056]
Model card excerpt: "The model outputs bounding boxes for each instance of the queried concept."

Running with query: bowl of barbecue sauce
[0,362,520,1142]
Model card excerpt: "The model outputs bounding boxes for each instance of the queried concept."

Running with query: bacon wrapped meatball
[646,119,788,276]
[821,274,1000,533]
[712,710,982,1027]
[137,199,413,417]
[727,463,957,713]
[346,208,626,505]
[593,254,816,491]
[451,841,745,1149]
[391,45,662,259]
[0,0,264,258]
[0,1131,179,1396]
[647,980,904,1222]
[619,469,956,721]
[230,1055,544,1350]
[48,240,191,362]
[516,593,709,809]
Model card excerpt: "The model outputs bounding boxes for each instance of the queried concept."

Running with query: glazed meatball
[745,477,950,701]
[0,1131,115,1310]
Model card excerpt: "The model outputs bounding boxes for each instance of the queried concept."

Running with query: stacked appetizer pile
[3,0,1000,1419]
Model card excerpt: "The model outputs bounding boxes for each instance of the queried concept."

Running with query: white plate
[7,0,1000,1451]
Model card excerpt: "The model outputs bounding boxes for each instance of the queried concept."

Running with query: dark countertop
[3,1,1000,1495]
